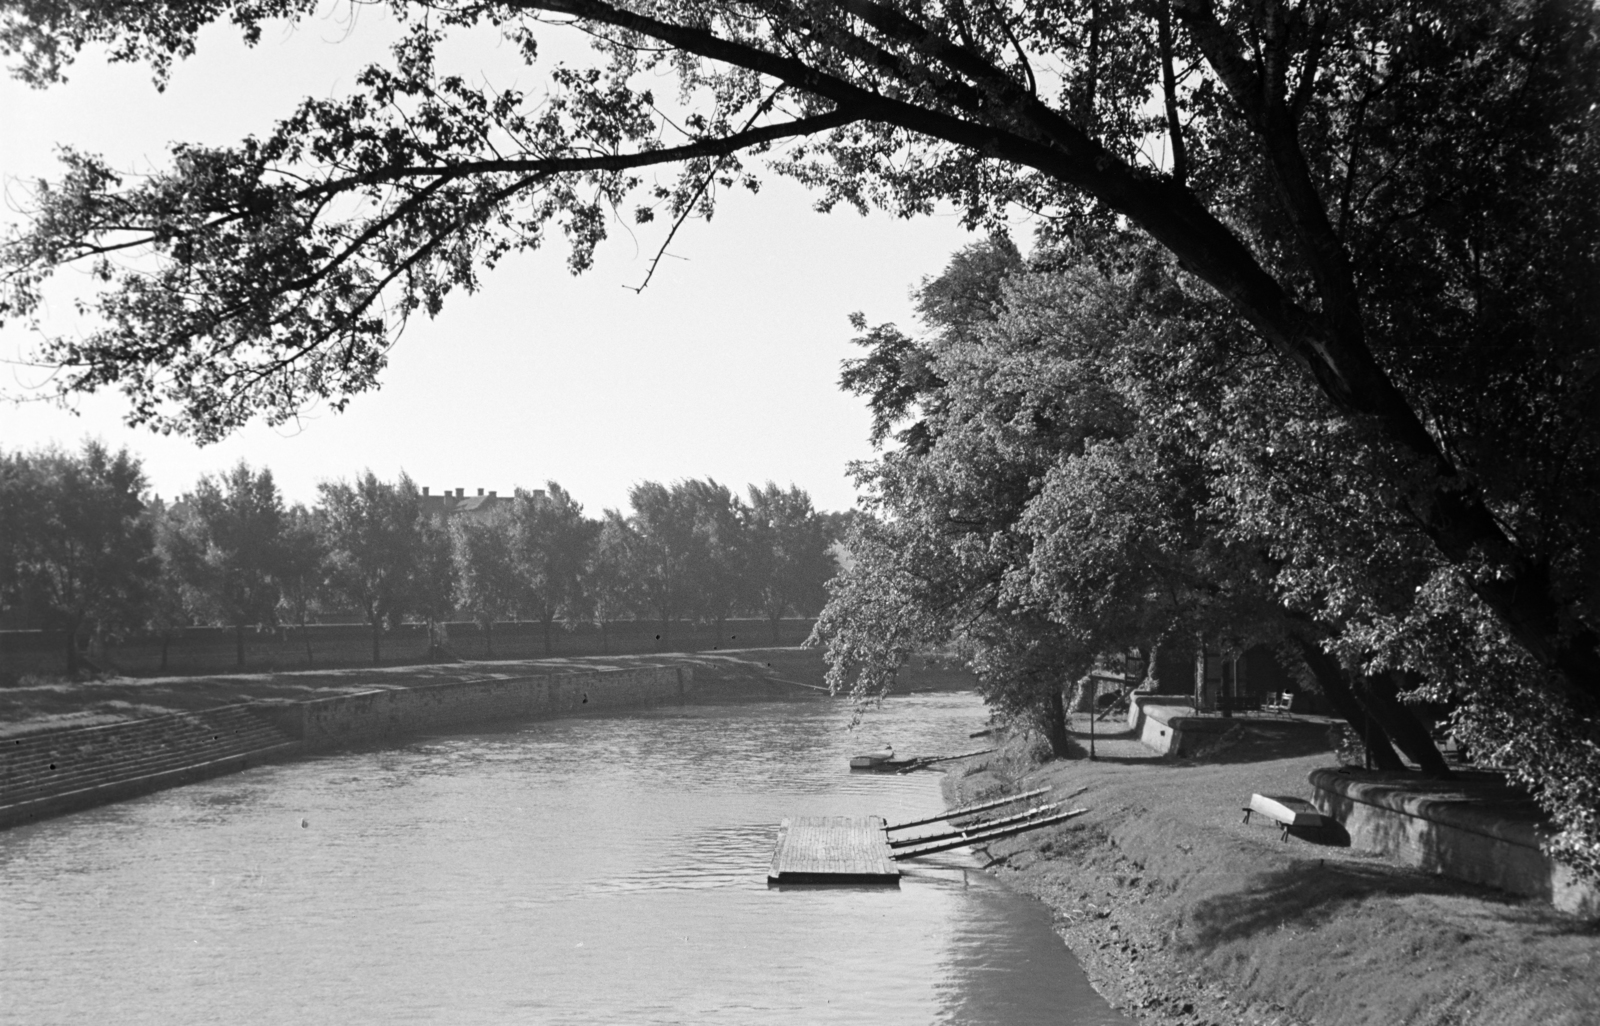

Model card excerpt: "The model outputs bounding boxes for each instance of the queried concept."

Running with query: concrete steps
[0,707,302,827]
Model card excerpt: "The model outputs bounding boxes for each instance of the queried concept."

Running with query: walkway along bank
[1,660,816,830]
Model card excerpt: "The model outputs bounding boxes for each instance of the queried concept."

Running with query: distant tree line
[1,443,844,672]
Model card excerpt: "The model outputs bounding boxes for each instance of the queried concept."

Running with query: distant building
[418,486,540,521]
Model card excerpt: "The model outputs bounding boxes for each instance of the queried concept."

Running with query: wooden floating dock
[767,816,900,885]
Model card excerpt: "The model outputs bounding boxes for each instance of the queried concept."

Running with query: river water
[1,691,1130,1025]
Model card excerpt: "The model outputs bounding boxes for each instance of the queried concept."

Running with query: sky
[0,5,983,514]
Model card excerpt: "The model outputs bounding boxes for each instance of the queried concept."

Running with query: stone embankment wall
[2,664,702,829]
[260,665,691,749]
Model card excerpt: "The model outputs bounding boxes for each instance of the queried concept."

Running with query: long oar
[883,787,1050,832]
[887,802,1060,849]
[896,746,995,773]
[891,808,1088,860]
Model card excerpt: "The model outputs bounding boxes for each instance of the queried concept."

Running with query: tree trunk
[1361,673,1454,779]
[235,622,246,669]
[371,618,381,665]
[1293,639,1407,772]
[1043,685,1072,759]
[64,619,81,676]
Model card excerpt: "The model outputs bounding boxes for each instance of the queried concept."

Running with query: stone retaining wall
[1310,768,1598,917]
[4,665,704,829]
[259,665,692,749]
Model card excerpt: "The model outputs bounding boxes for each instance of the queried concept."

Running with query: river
[0,691,1131,1025]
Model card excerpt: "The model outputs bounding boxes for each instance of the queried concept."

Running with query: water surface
[1,692,1129,1025]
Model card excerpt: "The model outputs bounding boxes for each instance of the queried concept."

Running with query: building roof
[419,486,531,520]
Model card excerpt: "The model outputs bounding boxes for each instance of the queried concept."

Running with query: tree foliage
[275,502,327,663]
[317,470,425,663]
[450,504,520,657]
[0,441,156,673]
[162,460,286,667]
[745,482,835,643]
[510,482,598,654]
[3,0,1597,730]
[623,480,705,641]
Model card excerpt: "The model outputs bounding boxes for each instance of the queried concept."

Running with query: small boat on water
[849,748,895,769]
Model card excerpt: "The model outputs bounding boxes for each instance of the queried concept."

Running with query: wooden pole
[1089,677,1097,760]
[887,803,1061,849]
[883,787,1051,832]
[891,808,1089,860]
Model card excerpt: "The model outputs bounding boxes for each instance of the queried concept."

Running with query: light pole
[1087,676,1097,761]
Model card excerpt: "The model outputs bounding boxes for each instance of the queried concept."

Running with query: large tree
[164,460,286,668]
[1,442,157,674]
[510,482,598,655]
[275,502,327,665]
[144,496,199,673]
[412,512,459,660]
[586,509,643,651]
[746,482,836,643]
[317,470,425,664]
[3,5,1598,754]
[682,478,749,645]
[625,480,703,644]
[451,504,522,657]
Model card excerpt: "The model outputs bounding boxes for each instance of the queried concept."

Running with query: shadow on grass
[1180,719,1333,764]
[1185,857,1593,949]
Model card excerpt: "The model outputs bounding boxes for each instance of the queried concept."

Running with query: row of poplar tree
[1,442,844,673]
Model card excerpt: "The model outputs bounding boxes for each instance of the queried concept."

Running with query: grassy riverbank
[948,715,1598,1026]
[0,646,976,737]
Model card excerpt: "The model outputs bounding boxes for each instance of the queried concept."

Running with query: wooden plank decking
[767,815,900,884]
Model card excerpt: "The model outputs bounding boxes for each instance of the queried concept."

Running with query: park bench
[1263,692,1295,716]
[1241,793,1327,841]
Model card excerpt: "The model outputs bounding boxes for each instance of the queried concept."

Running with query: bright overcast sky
[0,5,985,514]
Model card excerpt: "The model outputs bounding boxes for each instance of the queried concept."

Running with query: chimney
[422,486,429,496]
[478,488,484,496]
[456,487,464,498]
[489,491,497,498]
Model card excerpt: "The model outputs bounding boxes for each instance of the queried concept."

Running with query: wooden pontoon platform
[767,816,900,884]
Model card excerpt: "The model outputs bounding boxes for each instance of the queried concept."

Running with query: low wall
[1310,768,1598,917]
[1126,693,1193,732]
[260,665,692,750]
[1129,699,1234,757]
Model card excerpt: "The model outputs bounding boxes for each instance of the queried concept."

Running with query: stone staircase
[0,706,302,828]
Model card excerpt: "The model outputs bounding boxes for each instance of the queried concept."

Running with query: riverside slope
[946,716,1598,1026]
